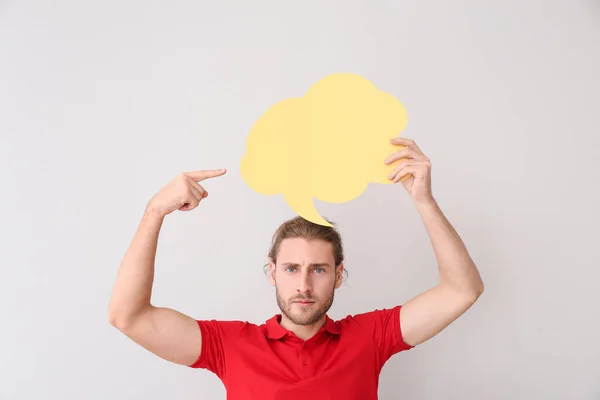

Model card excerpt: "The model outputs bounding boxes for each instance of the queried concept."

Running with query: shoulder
[334,305,412,348]
[335,305,402,328]
[189,319,265,371]
[195,319,262,339]
[334,306,413,361]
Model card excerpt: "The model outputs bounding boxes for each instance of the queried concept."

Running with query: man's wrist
[144,204,167,220]
[413,196,438,210]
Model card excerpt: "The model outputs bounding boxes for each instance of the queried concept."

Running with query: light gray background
[1,1,599,399]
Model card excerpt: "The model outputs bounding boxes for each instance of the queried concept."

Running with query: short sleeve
[351,305,414,365]
[187,320,247,380]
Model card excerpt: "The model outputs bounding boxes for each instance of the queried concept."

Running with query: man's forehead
[276,238,335,264]
[278,237,333,251]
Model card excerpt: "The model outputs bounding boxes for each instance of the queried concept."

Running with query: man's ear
[269,261,276,286]
[334,263,344,289]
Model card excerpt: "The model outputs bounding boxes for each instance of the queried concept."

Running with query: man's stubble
[275,282,336,326]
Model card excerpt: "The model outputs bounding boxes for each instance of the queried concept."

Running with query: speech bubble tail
[284,193,332,227]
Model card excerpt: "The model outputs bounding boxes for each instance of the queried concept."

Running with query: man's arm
[107,169,226,366]
[400,199,484,347]
[385,137,483,347]
[107,207,201,366]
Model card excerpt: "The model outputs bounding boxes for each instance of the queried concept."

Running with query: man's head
[266,216,345,326]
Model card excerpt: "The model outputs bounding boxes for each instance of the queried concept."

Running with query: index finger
[185,168,227,181]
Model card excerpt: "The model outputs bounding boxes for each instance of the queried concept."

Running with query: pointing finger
[185,168,227,182]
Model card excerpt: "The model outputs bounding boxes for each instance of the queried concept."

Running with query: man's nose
[297,271,312,293]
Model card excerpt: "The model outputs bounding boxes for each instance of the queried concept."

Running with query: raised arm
[398,199,484,346]
[107,169,226,365]
[385,138,484,347]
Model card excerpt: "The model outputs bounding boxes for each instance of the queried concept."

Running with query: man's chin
[290,316,319,326]
[287,308,323,326]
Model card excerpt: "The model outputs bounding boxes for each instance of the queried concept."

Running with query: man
[108,137,484,399]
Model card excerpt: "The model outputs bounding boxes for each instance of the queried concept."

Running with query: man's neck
[279,314,326,341]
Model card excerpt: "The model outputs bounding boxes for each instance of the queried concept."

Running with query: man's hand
[384,137,433,205]
[146,169,227,216]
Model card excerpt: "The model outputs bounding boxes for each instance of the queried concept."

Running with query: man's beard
[276,285,335,326]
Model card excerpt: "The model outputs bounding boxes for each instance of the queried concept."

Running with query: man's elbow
[469,280,484,302]
[108,314,139,333]
[108,310,125,330]
[107,308,135,331]
[466,267,485,301]
[108,305,152,332]
[455,280,484,304]
[444,275,484,303]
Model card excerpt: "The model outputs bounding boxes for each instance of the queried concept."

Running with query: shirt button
[302,360,308,366]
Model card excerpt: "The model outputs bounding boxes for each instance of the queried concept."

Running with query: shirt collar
[265,313,340,340]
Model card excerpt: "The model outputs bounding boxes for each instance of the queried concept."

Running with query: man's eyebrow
[280,262,331,267]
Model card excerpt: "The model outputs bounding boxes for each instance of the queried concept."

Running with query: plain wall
[1,1,599,399]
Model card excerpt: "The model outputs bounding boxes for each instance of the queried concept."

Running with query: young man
[108,137,484,399]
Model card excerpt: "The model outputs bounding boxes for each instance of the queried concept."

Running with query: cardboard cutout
[241,73,408,226]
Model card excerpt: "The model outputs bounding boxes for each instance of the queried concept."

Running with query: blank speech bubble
[240,73,408,227]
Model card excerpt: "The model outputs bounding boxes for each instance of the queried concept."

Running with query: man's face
[269,238,343,326]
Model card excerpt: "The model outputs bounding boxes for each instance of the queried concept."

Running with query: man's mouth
[292,298,315,303]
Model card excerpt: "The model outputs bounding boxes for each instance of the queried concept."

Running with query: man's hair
[265,216,347,278]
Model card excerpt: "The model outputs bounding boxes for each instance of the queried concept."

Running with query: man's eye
[314,268,324,274]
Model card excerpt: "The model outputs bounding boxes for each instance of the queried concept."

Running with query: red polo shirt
[188,305,413,399]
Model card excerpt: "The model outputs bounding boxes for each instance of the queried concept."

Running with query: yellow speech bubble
[240,73,408,227]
